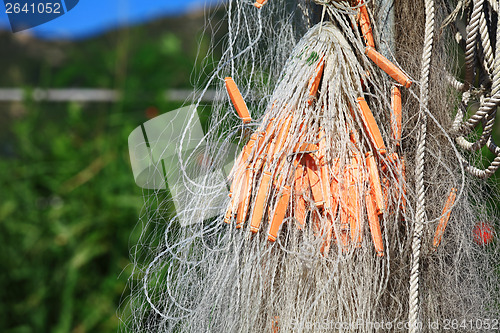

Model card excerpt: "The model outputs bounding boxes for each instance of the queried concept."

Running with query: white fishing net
[123,1,500,332]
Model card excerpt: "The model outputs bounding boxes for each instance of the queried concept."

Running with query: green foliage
[0,101,147,332]
[0,8,224,330]
[0,10,219,332]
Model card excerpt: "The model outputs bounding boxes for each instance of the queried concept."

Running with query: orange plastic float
[307,56,325,105]
[391,86,402,146]
[253,0,268,9]
[432,187,457,249]
[225,77,252,123]
[365,47,412,88]
[357,97,387,155]
[354,0,375,48]
[294,165,307,229]
[268,186,291,242]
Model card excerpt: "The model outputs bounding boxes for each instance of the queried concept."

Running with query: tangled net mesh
[122,1,500,332]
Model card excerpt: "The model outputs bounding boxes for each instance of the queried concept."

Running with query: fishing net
[123,1,500,332]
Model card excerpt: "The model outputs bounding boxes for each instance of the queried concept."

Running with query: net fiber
[124,1,500,332]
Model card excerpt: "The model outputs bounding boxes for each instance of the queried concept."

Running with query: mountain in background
[0,7,227,90]
[0,0,223,39]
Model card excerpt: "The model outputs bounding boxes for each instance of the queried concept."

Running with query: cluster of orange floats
[223,0,457,256]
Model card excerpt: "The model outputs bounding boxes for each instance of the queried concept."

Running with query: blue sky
[0,0,222,40]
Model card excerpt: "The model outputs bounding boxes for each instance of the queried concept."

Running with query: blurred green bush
[0,101,144,333]
[0,12,220,331]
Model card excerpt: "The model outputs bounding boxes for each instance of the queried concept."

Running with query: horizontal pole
[0,88,219,102]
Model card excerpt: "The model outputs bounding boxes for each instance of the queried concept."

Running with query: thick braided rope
[462,93,500,131]
[459,0,498,134]
[408,0,435,331]
[479,4,494,74]
[464,0,483,88]
[461,14,500,178]
[493,21,500,96]
[487,0,498,12]
[456,93,500,152]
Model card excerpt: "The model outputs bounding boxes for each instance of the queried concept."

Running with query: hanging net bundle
[124,1,500,332]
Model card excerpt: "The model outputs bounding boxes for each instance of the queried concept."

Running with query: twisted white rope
[459,7,500,178]
[448,0,500,179]
[408,0,435,331]
[454,0,500,178]
[463,0,484,88]
[479,5,494,75]
[487,0,498,11]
